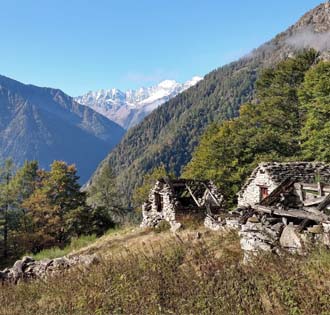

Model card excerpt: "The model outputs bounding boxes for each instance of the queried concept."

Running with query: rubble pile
[235,179,330,261]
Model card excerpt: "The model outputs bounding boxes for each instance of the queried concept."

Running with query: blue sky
[0,0,322,96]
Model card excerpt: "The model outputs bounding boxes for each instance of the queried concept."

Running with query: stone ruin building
[141,178,224,231]
[140,163,330,262]
[235,162,330,261]
[237,162,330,207]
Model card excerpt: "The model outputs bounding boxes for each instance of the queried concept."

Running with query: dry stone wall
[141,179,224,232]
[141,180,181,231]
[0,254,99,284]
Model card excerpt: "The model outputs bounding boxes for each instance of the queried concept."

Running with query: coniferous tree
[22,161,88,251]
[88,163,126,222]
[0,159,15,258]
[299,61,330,162]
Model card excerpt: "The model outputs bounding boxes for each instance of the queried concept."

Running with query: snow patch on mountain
[75,76,203,129]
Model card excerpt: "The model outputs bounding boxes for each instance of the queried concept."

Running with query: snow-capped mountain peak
[75,76,202,129]
[157,79,179,89]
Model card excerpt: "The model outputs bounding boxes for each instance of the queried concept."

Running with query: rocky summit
[75,76,202,129]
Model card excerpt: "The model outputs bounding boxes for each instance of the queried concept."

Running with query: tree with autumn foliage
[16,161,115,254]
[21,161,85,251]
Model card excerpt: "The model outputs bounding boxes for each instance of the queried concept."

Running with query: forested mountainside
[183,50,329,205]
[89,3,330,204]
[0,75,125,183]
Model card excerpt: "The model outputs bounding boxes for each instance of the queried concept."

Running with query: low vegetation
[1,228,330,315]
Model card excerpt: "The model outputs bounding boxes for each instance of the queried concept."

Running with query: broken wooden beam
[252,205,329,222]
[303,196,325,207]
[303,206,328,217]
[185,184,201,207]
[317,193,330,212]
[294,183,305,202]
[297,218,310,233]
[260,178,295,206]
[318,182,324,197]
[296,182,330,193]
[201,183,222,207]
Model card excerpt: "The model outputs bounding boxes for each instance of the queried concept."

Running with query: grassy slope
[1,226,330,315]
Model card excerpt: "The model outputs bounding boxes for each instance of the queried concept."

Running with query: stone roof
[238,162,330,196]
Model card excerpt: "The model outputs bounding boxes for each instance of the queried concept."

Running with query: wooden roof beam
[185,184,201,207]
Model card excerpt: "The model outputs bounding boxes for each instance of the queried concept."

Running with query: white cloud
[285,27,330,51]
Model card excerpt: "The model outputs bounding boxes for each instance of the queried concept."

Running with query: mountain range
[0,75,125,183]
[75,76,202,129]
[87,2,330,204]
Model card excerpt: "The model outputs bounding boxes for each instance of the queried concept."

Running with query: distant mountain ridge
[75,76,202,129]
[87,2,330,204]
[0,75,125,183]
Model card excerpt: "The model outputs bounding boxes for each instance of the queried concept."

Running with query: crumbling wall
[141,180,180,231]
[238,162,330,207]
[240,219,330,262]
[141,179,225,232]
[237,168,277,207]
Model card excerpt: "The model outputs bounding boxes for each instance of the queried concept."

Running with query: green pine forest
[91,25,311,205]
[183,49,330,205]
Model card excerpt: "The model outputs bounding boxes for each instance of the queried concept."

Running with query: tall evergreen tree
[0,159,16,258]
[88,163,125,221]
[299,61,330,162]
[22,161,87,251]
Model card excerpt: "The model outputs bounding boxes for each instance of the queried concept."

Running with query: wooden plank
[297,182,330,193]
[260,178,295,206]
[303,196,326,207]
[297,219,309,233]
[318,182,324,196]
[185,184,201,207]
[317,193,330,212]
[201,183,222,207]
[253,205,328,222]
[294,183,305,202]
[303,207,327,216]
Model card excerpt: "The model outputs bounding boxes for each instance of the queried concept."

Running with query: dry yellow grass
[1,226,330,315]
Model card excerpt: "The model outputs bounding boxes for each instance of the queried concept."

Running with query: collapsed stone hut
[236,162,330,260]
[141,178,224,230]
[237,162,330,207]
